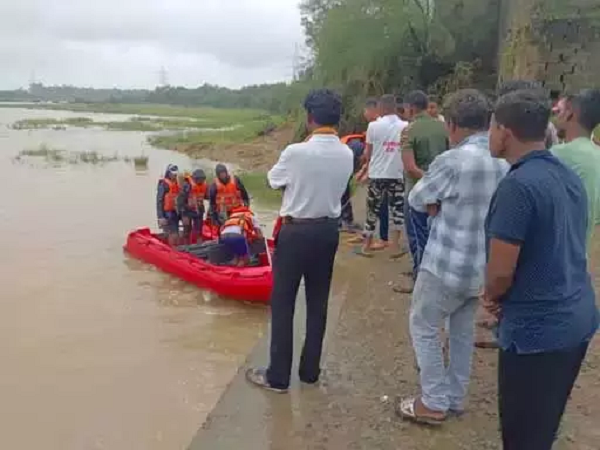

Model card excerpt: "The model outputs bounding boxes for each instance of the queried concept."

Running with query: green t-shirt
[552,137,600,251]
[401,113,449,192]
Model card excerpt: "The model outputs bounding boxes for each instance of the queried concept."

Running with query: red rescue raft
[123,223,274,304]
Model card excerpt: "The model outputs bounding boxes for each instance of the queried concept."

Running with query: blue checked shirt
[409,133,509,292]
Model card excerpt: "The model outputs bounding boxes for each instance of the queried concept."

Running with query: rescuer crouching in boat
[156,164,181,246]
[219,206,263,267]
[208,163,251,225]
[177,169,208,244]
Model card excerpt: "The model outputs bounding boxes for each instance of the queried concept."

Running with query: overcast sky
[0,0,304,89]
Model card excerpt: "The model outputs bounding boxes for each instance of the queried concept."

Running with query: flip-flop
[369,242,387,251]
[474,340,500,349]
[396,397,446,426]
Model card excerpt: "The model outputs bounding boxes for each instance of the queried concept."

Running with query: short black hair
[570,89,600,132]
[497,79,543,97]
[379,94,397,112]
[365,97,379,108]
[494,90,551,142]
[444,89,491,131]
[404,90,429,111]
[304,89,342,126]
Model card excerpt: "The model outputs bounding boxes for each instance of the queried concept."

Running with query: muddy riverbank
[191,229,600,450]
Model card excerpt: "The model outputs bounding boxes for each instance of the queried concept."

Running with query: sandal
[396,397,446,426]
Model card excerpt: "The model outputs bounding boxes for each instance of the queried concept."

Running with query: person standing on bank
[357,94,408,257]
[484,89,599,449]
[246,89,353,393]
[396,91,449,293]
[397,89,508,425]
[552,88,600,251]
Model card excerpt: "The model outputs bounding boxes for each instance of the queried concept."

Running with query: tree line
[1,0,505,131]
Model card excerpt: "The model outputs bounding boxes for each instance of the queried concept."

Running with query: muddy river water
[0,108,269,450]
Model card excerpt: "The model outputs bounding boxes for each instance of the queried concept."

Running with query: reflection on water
[0,108,268,450]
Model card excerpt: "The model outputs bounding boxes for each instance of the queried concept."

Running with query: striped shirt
[409,133,509,291]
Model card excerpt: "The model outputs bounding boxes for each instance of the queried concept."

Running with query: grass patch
[19,143,65,161]
[148,116,284,149]
[237,171,282,207]
[12,117,93,129]
[133,155,149,169]
[4,102,269,122]
[16,143,148,167]
[6,103,284,147]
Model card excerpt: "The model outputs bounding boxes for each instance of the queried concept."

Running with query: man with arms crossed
[484,89,598,449]
[397,90,508,425]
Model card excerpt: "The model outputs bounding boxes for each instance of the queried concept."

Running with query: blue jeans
[410,270,479,413]
[405,198,430,279]
[379,194,389,241]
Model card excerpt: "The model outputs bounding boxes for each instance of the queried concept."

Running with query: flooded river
[0,108,269,450]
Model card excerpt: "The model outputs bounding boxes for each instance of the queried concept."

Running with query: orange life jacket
[186,177,208,212]
[222,209,256,240]
[162,178,180,212]
[340,133,366,145]
[215,178,242,213]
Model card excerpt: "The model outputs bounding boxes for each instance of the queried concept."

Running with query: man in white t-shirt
[359,94,408,257]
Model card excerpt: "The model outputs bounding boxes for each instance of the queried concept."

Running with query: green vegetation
[9,103,286,149]
[133,155,150,169]
[16,143,147,167]
[0,82,309,116]
[12,117,93,129]
[237,172,282,207]
[148,116,284,149]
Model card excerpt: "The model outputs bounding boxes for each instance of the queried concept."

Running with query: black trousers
[266,219,340,389]
[341,182,354,224]
[498,342,589,450]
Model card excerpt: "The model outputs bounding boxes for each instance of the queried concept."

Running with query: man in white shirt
[246,89,353,393]
[359,94,408,257]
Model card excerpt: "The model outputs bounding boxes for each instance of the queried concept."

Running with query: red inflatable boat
[124,224,274,304]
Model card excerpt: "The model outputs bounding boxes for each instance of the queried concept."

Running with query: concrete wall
[498,0,600,92]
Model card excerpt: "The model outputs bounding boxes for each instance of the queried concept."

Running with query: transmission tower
[159,66,169,87]
[292,44,300,81]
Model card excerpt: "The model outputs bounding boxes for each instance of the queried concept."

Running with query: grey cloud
[0,0,302,88]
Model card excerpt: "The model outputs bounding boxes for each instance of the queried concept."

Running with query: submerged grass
[12,117,94,129]
[17,143,148,167]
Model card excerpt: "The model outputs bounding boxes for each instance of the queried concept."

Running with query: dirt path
[191,219,600,449]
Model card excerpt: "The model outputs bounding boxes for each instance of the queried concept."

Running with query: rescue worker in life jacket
[208,164,250,225]
[156,164,181,245]
[219,206,262,267]
[177,169,208,244]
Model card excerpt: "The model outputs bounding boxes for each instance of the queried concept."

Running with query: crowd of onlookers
[244,82,599,450]
[340,81,600,448]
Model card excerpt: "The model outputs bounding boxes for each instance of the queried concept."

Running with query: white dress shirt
[366,114,408,179]
[268,134,353,219]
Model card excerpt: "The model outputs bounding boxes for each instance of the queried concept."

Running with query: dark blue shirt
[486,150,599,354]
